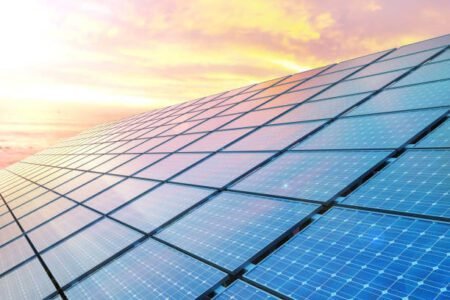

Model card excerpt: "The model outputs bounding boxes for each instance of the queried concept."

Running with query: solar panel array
[0,34,449,300]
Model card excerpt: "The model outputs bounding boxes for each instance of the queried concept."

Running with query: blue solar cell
[233,151,389,201]
[215,280,279,300]
[0,258,55,300]
[111,183,214,232]
[315,70,405,100]
[84,178,158,213]
[225,121,325,151]
[28,205,101,251]
[347,80,450,116]
[156,192,319,271]
[65,238,226,299]
[295,109,447,150]
[0,236,34,275]
[343,150,450,218]
[245,208,450,300]
[393,60,450,87]
[150,133,205,152]
[271,94,368,124]
[42,218,142,286]
[417,119,450,148]
[173,153,272,188]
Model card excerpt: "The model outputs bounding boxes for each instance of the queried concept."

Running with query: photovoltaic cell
[295,109,447,150]
[66,175,123,203]
[417,119,450,148]
[393,60,450,87]
[110,153,166,176]
[111,183,214,233]
[0,258,55,300]
[233,151,390,202]
[314,70,406,100]
[65,238,226,299]
[135,153,208,180]
[343,150,450,218]
[245,208,450,300]
[157,192,318,271]
[42,218,142,286]
[271,93,368,124]
[347,80,450,116]
[0,236,34,275]
[0,222,21,247]
[173,153,272,188]
[215,280,279,300]
[28,205,101,251]
[225,121,325,151]
[181,129,252,152]
[84,178,158,213]
[223,106,292,129]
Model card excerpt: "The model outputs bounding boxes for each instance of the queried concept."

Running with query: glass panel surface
[84,178,158,213]
[112,183,214,232]
[215,280,279,300]
[135,153,208,180]
[65,238,225,299]
[343,150,450,218]
[173,153,272,188]
[233,151,390,201]
[157,192,318,271]
[42,218,142,286]
[417,119,450,148]
[245,208,450,300]
[295,109,447,150]
[225,121,325,151]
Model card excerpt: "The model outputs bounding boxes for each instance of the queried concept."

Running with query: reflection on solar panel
[0,35,449,299]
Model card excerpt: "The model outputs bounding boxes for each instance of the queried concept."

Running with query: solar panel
[224,121,325,151]
[232,151,390,202]
[393,60,450,87]
[111,183,214,233]
[0,258,55,300]
[295,108,447,150]
[343,150,450,219]
[84,178,158,213]
[64,238,226,299]
[271,93,368,124]
[1,35,449,299]
[172,153,272,188]
[347,80,450,116]
[417,119,450,148]
[42,218,142,286]
[157,192,319,271]
[0,236,34,275]
[134,153,208,180]
[215,280,279,300]
[245,208,450,299]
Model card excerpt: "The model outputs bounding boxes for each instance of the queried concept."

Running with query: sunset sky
[1,0,449,168]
